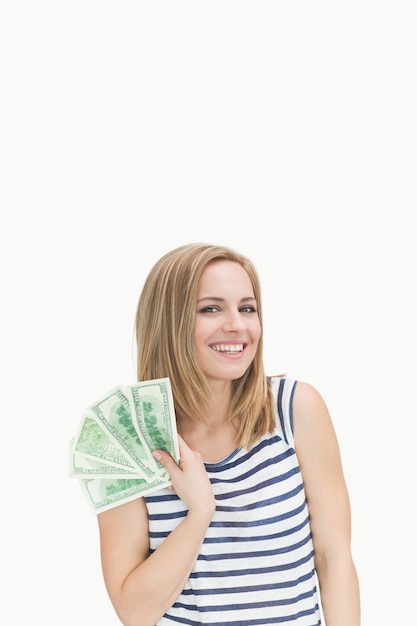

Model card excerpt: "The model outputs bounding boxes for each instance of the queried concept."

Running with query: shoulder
[268,377,328,415]
[291,380,340,465]
[292,380,329,416]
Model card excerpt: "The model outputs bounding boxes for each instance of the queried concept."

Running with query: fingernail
[152,450,162,460]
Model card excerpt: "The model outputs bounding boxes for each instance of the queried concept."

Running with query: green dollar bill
[88,387,158,481]
[71,378,180,513]
[70,414,141,473]
[129,378,180,475]
[70,449,146,478]
[80,475,172,514]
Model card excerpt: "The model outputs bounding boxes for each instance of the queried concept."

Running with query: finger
[151,448,178,470]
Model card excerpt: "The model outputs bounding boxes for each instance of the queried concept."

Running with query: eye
[198,305,220,314]
[239,305,257,313]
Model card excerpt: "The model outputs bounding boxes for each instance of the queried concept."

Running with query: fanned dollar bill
[129,379,180,482]
[88,385,159,481]
[79,474,172,514]
[69,439,145,478]
[70,378,179,513]
[71,414,143,472]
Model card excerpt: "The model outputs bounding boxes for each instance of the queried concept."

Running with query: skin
[97,261,360,626]
[293,383,360,625]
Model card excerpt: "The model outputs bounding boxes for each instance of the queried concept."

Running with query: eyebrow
[197,296,256,304]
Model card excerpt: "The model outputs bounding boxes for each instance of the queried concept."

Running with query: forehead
[198,260,254,293]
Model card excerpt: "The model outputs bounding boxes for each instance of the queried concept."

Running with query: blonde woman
[97,243,360,626]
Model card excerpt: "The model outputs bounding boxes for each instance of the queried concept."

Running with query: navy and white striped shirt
[145,377,321,625]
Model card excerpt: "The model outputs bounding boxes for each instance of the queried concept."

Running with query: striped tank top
[145,377,322,625]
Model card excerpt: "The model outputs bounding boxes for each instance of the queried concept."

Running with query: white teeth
[212,344,243,353]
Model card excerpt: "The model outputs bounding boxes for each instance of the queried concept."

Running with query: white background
[1,2,415,624]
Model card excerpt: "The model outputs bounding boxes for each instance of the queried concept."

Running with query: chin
[207,367,251,383]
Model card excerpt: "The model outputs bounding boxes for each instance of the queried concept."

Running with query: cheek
[194,320,204,345]
[194,321,210,353]
[194,317,216,341]
[252,320,262,344]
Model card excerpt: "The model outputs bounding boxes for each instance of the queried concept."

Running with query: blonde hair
[135,243,276,449]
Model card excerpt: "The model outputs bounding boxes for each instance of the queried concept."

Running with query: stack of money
[70,377,180,514]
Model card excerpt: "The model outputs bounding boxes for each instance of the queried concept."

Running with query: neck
[177,415,239,463]
[176,381,238,462]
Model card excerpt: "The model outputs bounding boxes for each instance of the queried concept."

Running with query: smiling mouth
[211,344,245,354]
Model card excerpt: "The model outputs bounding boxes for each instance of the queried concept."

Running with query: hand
[152,436,216,519]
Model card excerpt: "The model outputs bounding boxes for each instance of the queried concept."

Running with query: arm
[97,436,216,626]
[293,382,361,626]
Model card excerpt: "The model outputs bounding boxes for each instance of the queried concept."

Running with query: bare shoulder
[292,380,340,461]
[292,380,331,423]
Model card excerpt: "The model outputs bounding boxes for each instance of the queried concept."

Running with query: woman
[97,243,360,625]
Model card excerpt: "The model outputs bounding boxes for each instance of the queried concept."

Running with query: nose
[221,309,247,332]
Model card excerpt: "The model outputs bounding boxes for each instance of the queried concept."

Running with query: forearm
[316,556,360,626]
[113,508,212,626]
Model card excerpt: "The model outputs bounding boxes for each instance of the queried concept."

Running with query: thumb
[151,435,193,471]
[151,448,180,471]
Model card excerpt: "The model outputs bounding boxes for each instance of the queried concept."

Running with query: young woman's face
[194,260,261,385]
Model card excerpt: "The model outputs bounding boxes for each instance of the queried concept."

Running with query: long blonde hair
[135,243,275,449]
